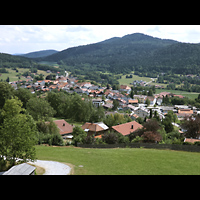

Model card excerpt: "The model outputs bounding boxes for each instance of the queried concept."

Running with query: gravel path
[28,160,71,175]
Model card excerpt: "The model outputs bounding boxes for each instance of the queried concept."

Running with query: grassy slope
[0,68,50,82]
[35,145,200,175]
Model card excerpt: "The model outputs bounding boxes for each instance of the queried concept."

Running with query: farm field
[35,145,200,175]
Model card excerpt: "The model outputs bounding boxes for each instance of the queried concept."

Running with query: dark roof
[3,163,36,175]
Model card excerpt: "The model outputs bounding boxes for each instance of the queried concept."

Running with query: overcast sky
[1,25,200,54]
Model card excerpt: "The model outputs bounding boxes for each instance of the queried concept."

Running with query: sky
[1,25,200,54]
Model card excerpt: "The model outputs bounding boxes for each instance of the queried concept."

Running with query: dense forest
[34,33,200,76]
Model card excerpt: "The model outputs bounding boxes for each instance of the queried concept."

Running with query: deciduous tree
[0,98,38,166]
[181,115,200,139]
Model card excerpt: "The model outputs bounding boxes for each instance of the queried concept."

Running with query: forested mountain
[35,33,200,75]
[2,33,200,76]
[40,33,179,74]
[142,43,200,74]
[17,49,58,58]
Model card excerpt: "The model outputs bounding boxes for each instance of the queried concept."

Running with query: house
[128,99,138,105]
[178,109,193,114]
[176,109,193,120]
[81,122,109,137]
[156,98,163,106]
[144,96,157,106]
[103,103,113,109]
[74,87,84,94]
[92,99,105,107]
[112,121,143,136]
[127,104,136,111]
[160,106,176,114]
[134,95,147,103]
[134,107,150,119]
[157,91,172,98]
[56,76,67,83]
[173,94,185,99]
[3,163,36,175]
[53,120,73,139]
[36,80,52,86]
[184,138,200,144]
[120,85,131,93]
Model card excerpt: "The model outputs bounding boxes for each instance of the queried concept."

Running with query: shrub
[183,142,193,145]
[102,132,118,144]
[194,141,200,146]
[131,136,143,143]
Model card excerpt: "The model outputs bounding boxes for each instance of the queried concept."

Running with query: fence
[77,143,200,152]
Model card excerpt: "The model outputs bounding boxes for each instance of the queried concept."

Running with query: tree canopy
[0,98,38,167]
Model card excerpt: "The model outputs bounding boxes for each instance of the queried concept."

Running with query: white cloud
[1,25,200,54]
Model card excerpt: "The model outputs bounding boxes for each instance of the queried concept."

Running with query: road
[28,160,71,175]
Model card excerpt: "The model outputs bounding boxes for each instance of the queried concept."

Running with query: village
[7,69,200,145]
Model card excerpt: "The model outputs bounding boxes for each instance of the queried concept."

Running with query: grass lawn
[35,145,200,175]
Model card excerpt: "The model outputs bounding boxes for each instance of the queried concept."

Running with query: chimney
[131,125,134,129]
[63,123,65,126]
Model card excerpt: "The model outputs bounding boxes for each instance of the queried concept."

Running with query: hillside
[0,52,62,75]
[38,33,200,75]
[17,49,58,58]
[0,53,33,68]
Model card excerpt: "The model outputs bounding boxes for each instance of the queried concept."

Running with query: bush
[102,132,118,144]
[38,133,64,146]
[183,142,193,145]
[131,136,143,143]
[194,141,200,146]
[84,136,95,144]
[0,158,7,171]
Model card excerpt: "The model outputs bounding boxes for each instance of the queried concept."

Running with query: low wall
[77,143,200,152]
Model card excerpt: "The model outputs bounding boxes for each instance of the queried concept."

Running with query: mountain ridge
[40,33,178,62]
[6,32,200,75]
[17,49,58,58]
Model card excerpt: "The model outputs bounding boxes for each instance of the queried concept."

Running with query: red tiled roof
[94,135,102,139]
[120,85,131,90]
[112,121,143,136]
[184,138,200,144]
[53,120,73,135]
[128,99,138,104]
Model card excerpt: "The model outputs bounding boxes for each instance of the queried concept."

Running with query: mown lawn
[35,145,200,175]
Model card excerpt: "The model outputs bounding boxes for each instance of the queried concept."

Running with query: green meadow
[35,145,200,175]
